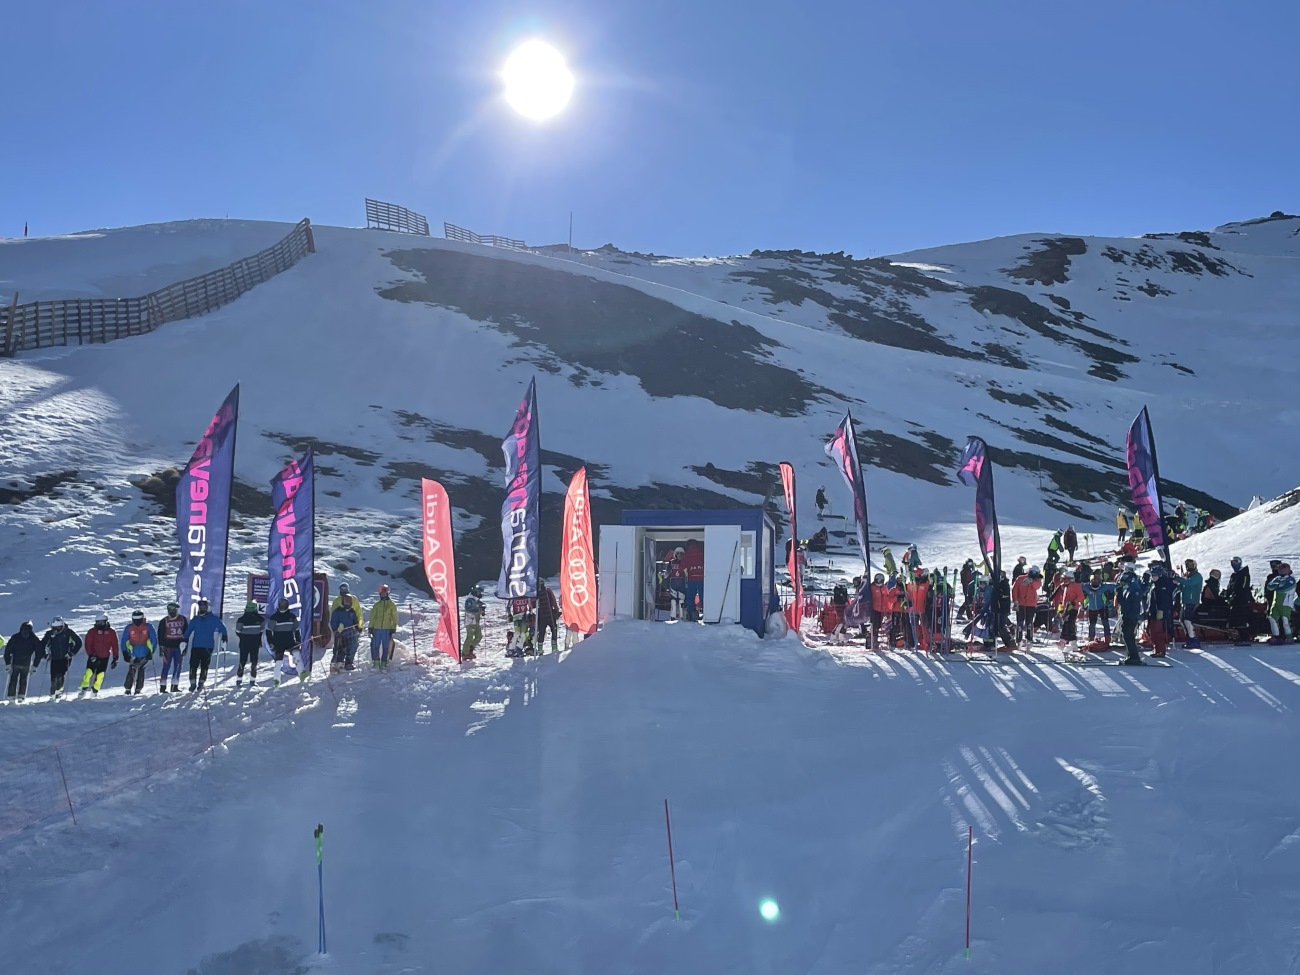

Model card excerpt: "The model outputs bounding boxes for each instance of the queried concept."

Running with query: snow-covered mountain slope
[1,213,1296,625]
[5,620,1300,975]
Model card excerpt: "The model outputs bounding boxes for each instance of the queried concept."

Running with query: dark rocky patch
[856,427,958,486]
[390,410,608,481]
[1142,230,1218,250]
[263,433,380,467]
[689,460,780,500]
[1003,237,1087,286]
[1042,414,1110,450]
[729,262,982,362]
[0,470,79,504]
[977,342,1032,369]
[132,467,270,519]
[1267,487,1300,512]
[381,248,829,417]
[1166,362,1195,375]
[966,286,1138,381]
[1102,244,1242,278]
[1046,295,1072,310]
[1036,389,1070,412]
[986,383,1037,408]
[1137,280,1173,297]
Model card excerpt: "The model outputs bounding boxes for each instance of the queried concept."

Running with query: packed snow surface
[3,618,1300,974]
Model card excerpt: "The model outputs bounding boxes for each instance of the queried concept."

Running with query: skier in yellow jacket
[367,584,398,669]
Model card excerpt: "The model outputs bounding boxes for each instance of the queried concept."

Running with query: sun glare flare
[502,39,574,121]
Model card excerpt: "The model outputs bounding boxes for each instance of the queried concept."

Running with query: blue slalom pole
[314,823,326,954]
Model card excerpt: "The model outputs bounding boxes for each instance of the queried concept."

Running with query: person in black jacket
[536,582,561,654]
[234,601,266,687]
[986,571,1018,652]
[266,598,303,685]
[41,618,82,698]
[5,622,45,701]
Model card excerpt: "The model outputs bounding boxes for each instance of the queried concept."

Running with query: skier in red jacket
[79,614,119,695]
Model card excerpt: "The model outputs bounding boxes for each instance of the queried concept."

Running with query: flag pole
[965,824,973,959]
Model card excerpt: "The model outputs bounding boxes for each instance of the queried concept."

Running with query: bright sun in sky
[501,39,574,121]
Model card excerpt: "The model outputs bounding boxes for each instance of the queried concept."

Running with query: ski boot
[171,683,180,693]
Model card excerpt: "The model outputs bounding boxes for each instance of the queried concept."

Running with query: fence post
[2,292,18,357]
[304,218,315,253]
[54,747,77,825]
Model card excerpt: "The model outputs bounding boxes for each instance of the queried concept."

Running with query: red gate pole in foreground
[664,799,680,921]
[965,825,973,959]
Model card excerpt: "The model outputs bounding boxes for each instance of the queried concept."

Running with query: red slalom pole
[965,825,973,959]
[664,799,680,920]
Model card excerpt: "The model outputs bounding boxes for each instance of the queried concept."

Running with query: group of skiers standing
[1116,503,1213,550]
[1,583,407,702]
[1,597,230,701]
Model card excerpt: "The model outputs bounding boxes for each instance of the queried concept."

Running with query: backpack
[832,584,849,607]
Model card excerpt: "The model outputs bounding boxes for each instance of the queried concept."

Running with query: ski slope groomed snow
[3,618,1300,975]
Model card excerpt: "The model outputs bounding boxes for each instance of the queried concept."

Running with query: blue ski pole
[314,823,326,954]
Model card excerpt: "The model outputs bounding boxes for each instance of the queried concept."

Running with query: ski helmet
[51,617,65,629]
[197,597,210,612]
[167,601,180,613]
[1029,565,1041,577]
[338,583,350,594]
[277,597,290,610]
[131,610,145,622]
[94,613,109,625]
[873,574,885,584]
[378,584,390,596]
[471,584,484,597]
[245,600,258,613]
[1231,557,1242,567]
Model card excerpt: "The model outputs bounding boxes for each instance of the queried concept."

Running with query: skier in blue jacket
[1081,572,1116,644]
[182,597,228,692]
[120,610,158,695]
[329,593,363,673]
[1115,566,1147,665]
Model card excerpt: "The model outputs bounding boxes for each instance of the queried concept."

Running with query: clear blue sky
[4,0,1296,256]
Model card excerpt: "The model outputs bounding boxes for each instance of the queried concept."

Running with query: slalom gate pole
[664,799,680,920]
[407,601,419,666]
[315,824,327,954]
[965,825,973,959]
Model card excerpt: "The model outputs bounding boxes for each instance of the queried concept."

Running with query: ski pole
[664,799,680,921]
[315,824,326,954]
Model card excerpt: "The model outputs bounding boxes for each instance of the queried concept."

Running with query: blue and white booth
[597,508,777,635]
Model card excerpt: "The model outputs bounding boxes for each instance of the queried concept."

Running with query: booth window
[739,531,756,579]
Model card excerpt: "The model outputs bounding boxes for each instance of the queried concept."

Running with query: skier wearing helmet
[182,597,228,691]
[5,622,44,701]
[266,596,304,685]
[41,618,82,698]
[79,614,119,695]
[1146,564,1177,657]
[368,584,398,669]
[1265,562,1297,644]
[463,585,486,661]
[156,601,188,693]
[233,600,266,687]
[121,610,158,695]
